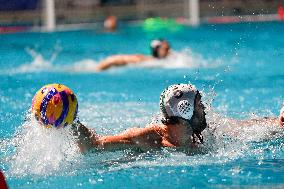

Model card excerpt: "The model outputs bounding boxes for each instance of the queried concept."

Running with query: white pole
[44,0,55,31]
[189,0,200,26]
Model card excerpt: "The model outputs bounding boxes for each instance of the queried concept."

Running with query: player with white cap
[74,83,207,152]
[95,39,170,71]
[159,84,207,143]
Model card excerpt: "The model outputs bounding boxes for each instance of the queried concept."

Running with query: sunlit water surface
[1,22,284,188]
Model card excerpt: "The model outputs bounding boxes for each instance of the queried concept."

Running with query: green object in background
[143,17,184,32]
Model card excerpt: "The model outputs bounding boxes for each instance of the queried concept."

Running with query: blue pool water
[1,22,284,188]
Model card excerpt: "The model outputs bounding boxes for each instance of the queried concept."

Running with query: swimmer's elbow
[95,62,110,71]
[96,59,127,71]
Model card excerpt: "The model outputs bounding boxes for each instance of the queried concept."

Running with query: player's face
[158,42,170,58]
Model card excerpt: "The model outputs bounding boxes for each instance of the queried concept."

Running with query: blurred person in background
[95,39,171,71]
[104,15,118,31]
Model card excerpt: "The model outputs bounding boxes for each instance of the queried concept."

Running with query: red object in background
[0,171,8,189]
[278,6,284,20]
[0,26,28,33]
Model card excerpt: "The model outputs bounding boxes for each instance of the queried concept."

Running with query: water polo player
[95,39,170,71]
[71,84,207,152]
[31,83,283,153]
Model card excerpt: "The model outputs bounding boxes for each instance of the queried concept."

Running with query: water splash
[3,48,225,75]
[63,48,224,73]
[138,48,223,69]
[7,46,61,74]
[1,94,283,178]
[66,59,99,73]
[1,113,81,177]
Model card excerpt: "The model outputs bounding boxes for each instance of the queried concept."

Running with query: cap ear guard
[159,84,197,121]
[177,100,194,120]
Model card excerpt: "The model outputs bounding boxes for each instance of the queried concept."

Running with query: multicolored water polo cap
[160,84,197,121]
[31,84,78,128]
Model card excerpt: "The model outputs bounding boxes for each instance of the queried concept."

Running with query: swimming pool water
[1,22,284,188]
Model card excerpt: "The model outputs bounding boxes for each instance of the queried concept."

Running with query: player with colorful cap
[95,39,170,71]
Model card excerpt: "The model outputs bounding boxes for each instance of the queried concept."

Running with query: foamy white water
[2,48,227,75]
[3,114,81,177]
[1,95,283,177]
[137,49,223,69]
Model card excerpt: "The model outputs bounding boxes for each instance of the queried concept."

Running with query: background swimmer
[95,39,170,71]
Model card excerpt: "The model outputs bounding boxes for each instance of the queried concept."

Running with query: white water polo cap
[151,39,162,49]
[160,84,198,120]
